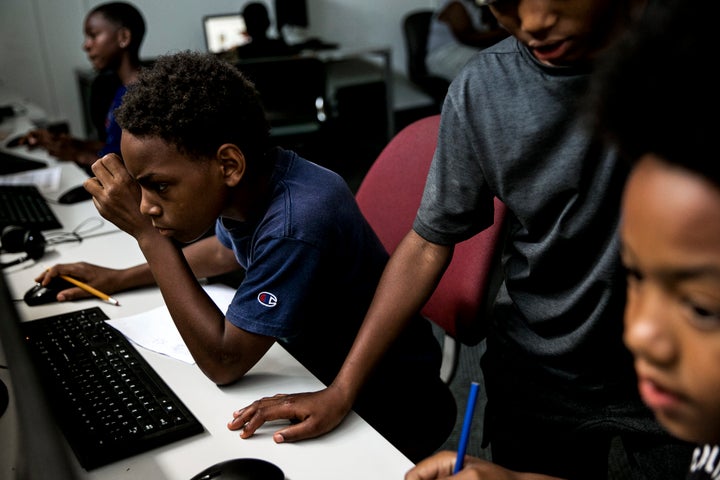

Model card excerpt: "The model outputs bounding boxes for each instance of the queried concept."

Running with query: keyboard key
[20,307,203,470]
[0,184,62,231]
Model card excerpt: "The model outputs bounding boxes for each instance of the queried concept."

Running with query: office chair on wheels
[355,114,506,383]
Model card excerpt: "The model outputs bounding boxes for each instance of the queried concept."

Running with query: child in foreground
[591,0,720,478]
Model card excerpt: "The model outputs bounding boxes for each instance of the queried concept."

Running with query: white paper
[0,165,62,190]
[106,284,237,364]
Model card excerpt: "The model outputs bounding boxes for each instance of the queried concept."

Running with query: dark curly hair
[589,0,720,187]
[115,50,271,175]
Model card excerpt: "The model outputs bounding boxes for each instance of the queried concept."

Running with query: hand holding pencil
[58,274,119,306]
[454,381,480,473]
[40,267,120,306]
[406,381,562,479]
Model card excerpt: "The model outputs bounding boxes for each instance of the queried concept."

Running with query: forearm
[117,262,158,290]
[137,234,232,371]
[49,136,104,165]
[181,235,243,279]
[331,230,452,400]
[118,237,239,288]
[73,146,104,167]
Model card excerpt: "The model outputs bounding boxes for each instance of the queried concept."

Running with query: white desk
[0,104,122,239]
[0,121,414,479]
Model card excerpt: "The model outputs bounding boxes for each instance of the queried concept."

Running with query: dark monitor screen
[0,273,78,479]
[274,0,308,28]
[202,13,249,53]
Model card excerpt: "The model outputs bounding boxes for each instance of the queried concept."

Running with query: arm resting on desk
[229,231,451,443]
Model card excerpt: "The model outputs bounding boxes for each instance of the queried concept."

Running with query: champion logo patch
[257,291,278,307]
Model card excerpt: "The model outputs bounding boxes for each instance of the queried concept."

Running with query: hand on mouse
[14,128,55,150]
[5,135,24,148]
[13,129,102,165]
[37,263,125,302]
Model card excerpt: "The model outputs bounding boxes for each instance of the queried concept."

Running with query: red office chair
[355,114,506,383]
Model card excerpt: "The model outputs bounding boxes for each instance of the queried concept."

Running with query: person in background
[425,0,508,82]
[217,2,295,63]
[589,0,720,478]
[35,50,456,464]
[230,1,695,479]
[17,2,145,172]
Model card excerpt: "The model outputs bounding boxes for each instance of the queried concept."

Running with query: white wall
[0,0,436,137]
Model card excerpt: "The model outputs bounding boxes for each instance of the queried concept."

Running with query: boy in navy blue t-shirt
[36,50,455,463]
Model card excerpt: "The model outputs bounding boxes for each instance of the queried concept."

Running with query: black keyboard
[20,307,204,470]
[0,184,62,231]
[0,149,47,175]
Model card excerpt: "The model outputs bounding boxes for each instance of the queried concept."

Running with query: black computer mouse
[58,185,92,204]
[189,458,284,480]
[5,135,24,148]
[24,277,75,306]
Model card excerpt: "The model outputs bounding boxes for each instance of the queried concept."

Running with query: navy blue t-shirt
[98,84,126,157]
[215,148,443,385]
[214,149,455,461]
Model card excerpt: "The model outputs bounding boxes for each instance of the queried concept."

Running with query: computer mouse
[58,185,92,204]
[24,277,75,306]
[5,135,24,148]
[189,458,284,480]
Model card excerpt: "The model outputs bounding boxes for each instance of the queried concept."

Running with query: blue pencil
[454,381,480,474]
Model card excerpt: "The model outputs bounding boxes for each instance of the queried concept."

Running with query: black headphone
[0,225,46,269]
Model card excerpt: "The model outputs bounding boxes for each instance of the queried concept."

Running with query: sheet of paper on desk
[0,165,61,190]
[106,284,237,364]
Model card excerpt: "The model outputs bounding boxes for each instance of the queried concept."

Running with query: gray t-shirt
[414,36,630,388]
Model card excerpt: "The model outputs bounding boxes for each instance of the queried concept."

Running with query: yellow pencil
[58,274,120,306]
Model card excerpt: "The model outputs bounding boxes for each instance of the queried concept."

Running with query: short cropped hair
[589,0,720,187]
[243,2,271,38]
[115,51,271,175]
[90,2,146,59]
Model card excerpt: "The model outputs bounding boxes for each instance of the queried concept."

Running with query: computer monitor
[0,273,78,479]
[202,13,250,53]
[274,0,309,29]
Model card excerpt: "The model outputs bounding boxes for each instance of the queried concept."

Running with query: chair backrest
[235,56,327,131]
[402,10,451,108]
[356,115,506,344]
[403,10,433,82]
